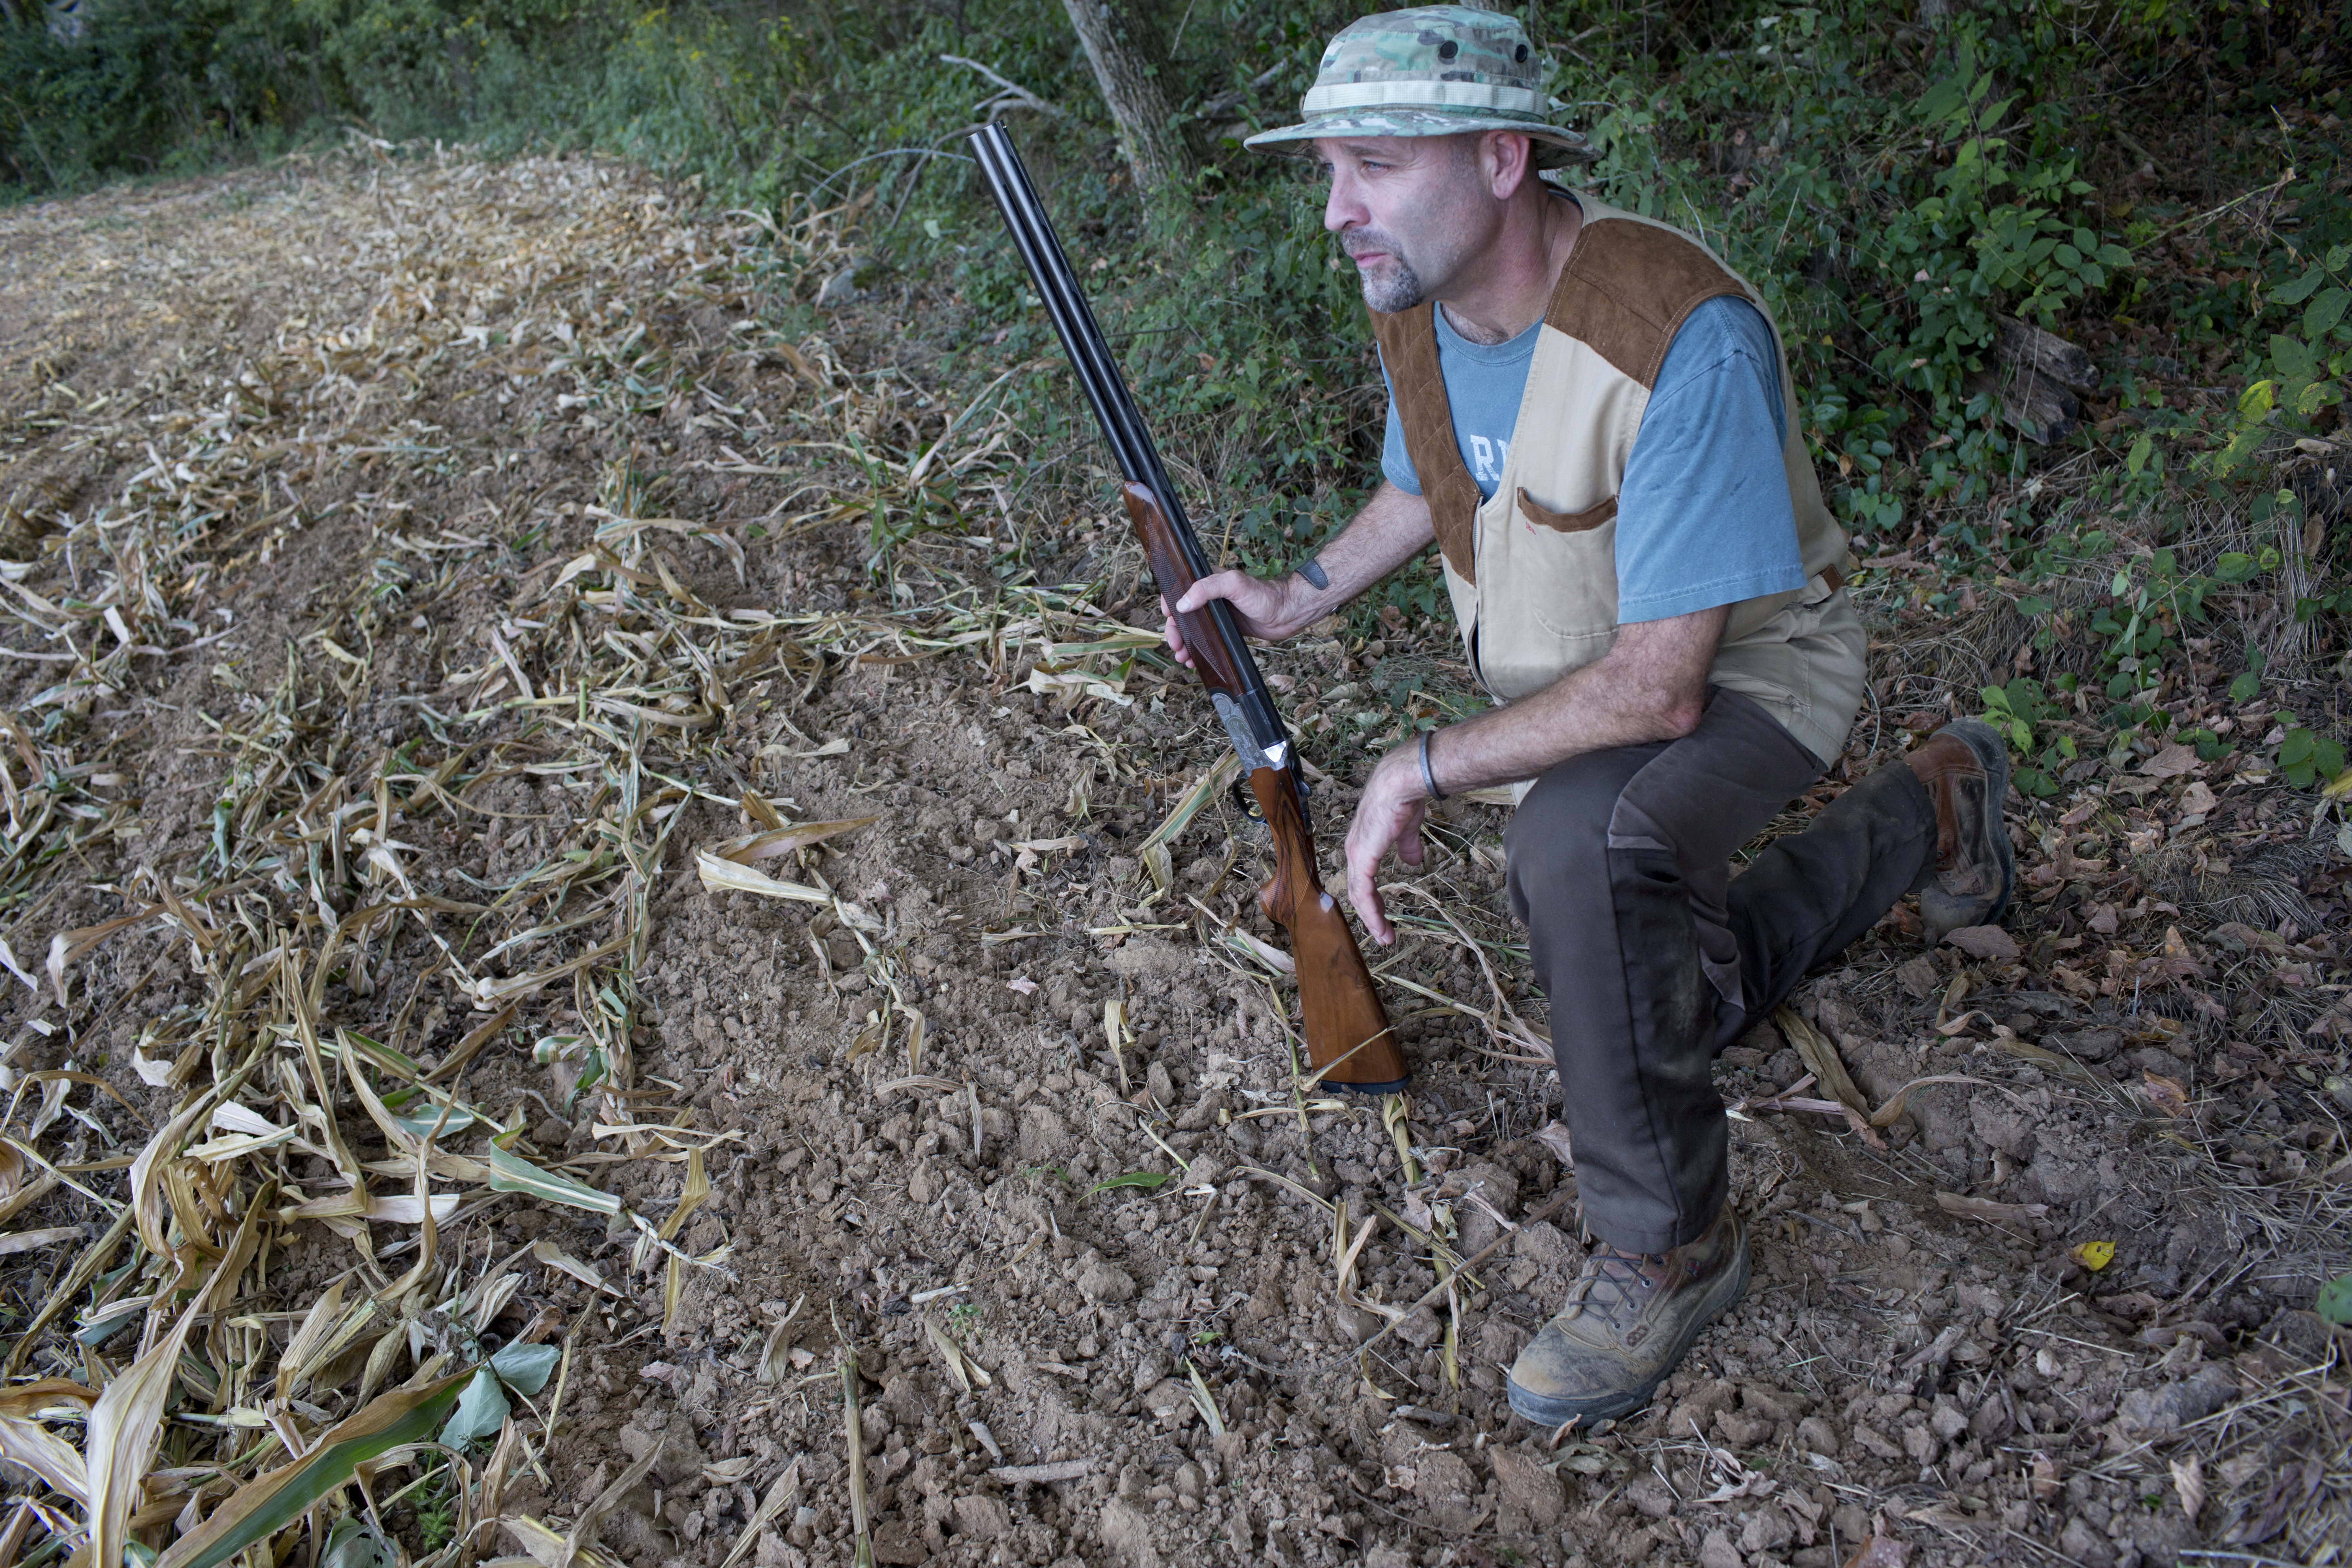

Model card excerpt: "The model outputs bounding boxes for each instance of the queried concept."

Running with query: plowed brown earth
[0,149,2345,1568]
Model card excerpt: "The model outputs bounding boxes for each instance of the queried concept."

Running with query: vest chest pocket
[1475,489,1623,695]
[1516,487,1615,533]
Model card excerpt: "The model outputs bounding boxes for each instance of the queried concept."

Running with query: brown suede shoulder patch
[1370,304,1482,584]
[1544,218,1748,389]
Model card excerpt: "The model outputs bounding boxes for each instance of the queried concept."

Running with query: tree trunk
[1059,0,1199,202]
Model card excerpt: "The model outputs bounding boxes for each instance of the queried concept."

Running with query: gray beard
[1359,258,1427,314]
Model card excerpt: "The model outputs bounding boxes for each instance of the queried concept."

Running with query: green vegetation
[6,0,2346,786]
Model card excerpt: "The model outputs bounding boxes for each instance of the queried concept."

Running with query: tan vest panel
[1370,196,1866,766]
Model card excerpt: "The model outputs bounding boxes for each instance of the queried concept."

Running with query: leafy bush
[5,0,2346,784]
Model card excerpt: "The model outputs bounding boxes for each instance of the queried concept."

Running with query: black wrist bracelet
[1418,728,1446,801]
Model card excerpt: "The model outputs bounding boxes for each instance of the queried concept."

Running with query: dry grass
[0,140,1098,1568]
[0,135,2344,1568]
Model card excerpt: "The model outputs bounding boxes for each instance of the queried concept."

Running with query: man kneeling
[1165,5,2015,1426]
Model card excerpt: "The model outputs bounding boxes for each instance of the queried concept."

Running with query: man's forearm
[1422,607,1729,795]
[1274,480,1434,635]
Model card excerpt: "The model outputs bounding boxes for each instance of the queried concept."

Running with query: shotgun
[968,123,1406,1095]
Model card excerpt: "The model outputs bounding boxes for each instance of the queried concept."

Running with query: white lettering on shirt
[1470,434,1503,485]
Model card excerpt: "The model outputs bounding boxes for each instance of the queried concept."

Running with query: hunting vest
[1370,194,1866,766]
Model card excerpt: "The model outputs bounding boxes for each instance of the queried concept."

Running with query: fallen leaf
[2140,742,2199,778]
[1006,976,1038,996]
[1942,925,2020,961]
[2030,1453,2061,1500]
[2153,925,2207,981]
[709,815,880,865]
[2212,920,2289,954]
[2142,1072,2190,1117]
[1936,1192,2049,1225]
[2170,1454,2205,1519]
[2070,1240,2116,1272]
[2177,780,2216,815]
[1533,1120,1575,1167]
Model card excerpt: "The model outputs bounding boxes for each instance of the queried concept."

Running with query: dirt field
[1,148,2346,1568]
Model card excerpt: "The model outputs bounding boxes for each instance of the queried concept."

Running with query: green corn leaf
[478,1147,620,1214]
[1087,1171,1173,1196]
[154,1373,470,1568]
[392,1107,479,1141]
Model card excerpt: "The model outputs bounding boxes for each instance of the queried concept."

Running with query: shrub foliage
[5,0,2348,772]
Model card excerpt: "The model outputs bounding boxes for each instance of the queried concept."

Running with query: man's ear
[1482,130,1534,200]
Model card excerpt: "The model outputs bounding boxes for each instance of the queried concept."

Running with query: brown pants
[1503,688,1939,1254]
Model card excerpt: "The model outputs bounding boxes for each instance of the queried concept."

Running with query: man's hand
[1335,607,1731,944]
[1343,741,1432,946]
[1155,482,1434,667]
[1161,570,1300,669]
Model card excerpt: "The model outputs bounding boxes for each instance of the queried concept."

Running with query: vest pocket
[1516,487,1616,533]
[1477,508,1621,698]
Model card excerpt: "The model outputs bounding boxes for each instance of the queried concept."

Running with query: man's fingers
[1159,599,1195,668]
[1346,850,1392,946]
[1176,571,1249,616]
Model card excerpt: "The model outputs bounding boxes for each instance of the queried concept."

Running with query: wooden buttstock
[1120,480,1405,1093]
[1247,767,1407,1093]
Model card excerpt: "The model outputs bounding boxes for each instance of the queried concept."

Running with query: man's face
[1313,134,1501,313]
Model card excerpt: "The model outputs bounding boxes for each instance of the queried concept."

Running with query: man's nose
[1324,176,1363,234]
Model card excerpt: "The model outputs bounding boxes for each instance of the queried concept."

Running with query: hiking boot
[1505,1204,1750,1430]
[1904,718,2015,944]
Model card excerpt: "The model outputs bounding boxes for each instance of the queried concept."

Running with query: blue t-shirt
[1379,293,1806,624]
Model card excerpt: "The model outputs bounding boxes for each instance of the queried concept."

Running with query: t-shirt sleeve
[1613,295,1806,624]
[1377,354,1423,496]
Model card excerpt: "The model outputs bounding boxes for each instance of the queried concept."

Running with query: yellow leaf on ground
[2070,1240,2116,1271]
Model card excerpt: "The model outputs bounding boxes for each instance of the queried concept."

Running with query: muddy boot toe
[1505,1205,1751,1430]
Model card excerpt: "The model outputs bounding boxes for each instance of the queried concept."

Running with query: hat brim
[1242,111,1595,159]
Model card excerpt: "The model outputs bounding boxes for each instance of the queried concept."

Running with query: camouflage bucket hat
[1244,5,1592,160]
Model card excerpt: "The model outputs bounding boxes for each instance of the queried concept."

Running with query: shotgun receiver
[968,124,1406,1095]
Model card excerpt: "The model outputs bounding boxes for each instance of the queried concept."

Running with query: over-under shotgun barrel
[968,123,1406,1095]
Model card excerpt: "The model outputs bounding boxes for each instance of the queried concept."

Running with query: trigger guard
[1229,775,1263,822]
[1229,771,1312,824]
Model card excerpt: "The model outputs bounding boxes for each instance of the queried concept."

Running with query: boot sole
[1504,1223,1753,1430]
[1942,718,2016,927]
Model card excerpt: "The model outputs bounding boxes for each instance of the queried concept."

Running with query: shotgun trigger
[1229,770,1309,825]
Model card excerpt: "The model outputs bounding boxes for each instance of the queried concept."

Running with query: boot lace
[1555,1242,1668,1325]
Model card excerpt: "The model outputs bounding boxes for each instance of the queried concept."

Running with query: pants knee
[1504,772,1618,929]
